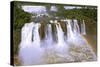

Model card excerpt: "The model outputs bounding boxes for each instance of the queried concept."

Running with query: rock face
[43,44,96,64]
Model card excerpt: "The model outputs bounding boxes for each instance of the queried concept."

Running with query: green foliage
[13,2,32,30]
[54,5,97,22]
[81,8,97,21]
[13,29,21,55]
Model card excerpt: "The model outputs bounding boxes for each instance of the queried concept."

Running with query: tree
[13,2,32,30]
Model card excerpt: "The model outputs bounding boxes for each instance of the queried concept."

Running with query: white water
[19,22,44,65]
[56,23,65,47]
[55,23,69,55]
[19,19,96,65]
[44,24,53,47]
[32,23,41,47]
[66,19,74,40]
[81,20,86,35]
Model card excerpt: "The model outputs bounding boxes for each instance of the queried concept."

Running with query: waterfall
[43,24,53,47]
[56,23,65,47]
[19,22,44,65]
[81,20,86,35]
[55,23,69,56]
[66,19,87,46]
[18,19,96,65]
[32,23,41,47]
[73,19,80,34]
[20,22,34,47]
[66,19,74,40]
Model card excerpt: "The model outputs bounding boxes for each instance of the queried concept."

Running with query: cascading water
[66,19,88,46]
[54,23,69,60]
[73,19,80,34]
[20,22,34,48]
[44,24,53,47]
[19,19,96,65]
[19,22,44,65]
[81,20,86,35]
[66,19,74,40]
[56,23,65,47]
[32,23,41,47]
